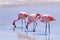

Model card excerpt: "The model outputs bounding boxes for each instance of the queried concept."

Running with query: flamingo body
[40,15,55,23]
[28,14,38,22]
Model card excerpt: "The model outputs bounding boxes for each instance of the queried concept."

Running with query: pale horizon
[0,1,60,7]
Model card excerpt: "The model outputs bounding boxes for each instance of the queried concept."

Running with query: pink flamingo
[12,12,29,31]
[40,14,56,35]
[26,13,41,32]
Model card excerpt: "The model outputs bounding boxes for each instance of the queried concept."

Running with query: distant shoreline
[0,1,60,7]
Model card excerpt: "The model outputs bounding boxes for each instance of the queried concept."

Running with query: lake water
[0,5,60,40]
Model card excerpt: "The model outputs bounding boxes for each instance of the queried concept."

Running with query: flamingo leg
[45,23,47,35]
[21,19,23,28]
[33,22,35,32]
[24,19,26,29]
[33,22,37,32]
[26,21,31,30]
[48,23,50,35]
[35,22,37,26]
[45,34,50,40]
[20,19,23,31]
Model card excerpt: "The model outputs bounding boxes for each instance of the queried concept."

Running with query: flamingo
[26,13,41,32]
[40,14,56,35]
[12,12,29,31]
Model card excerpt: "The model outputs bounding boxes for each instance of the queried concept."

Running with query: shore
[0,1,60,7]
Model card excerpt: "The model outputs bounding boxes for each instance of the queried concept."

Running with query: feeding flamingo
[40,14,56,35]
[26,13,41,32]
[12,12,29,31]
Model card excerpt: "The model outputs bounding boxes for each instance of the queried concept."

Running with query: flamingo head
[36,13,41,19]
[24,13,29,17]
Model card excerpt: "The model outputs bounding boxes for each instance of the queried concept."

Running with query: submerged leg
[21,19,23,28]
[26,21,31,30]
[13,25,16,31]
[20,19,23,31]
[45,23,47,35]
[24,19,26,28]
[48,23,50,35]
[33,22,37,32]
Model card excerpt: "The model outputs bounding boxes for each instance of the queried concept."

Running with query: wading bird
[26,13,41,32]
[40,14,56,35]
[12,12,29,31]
